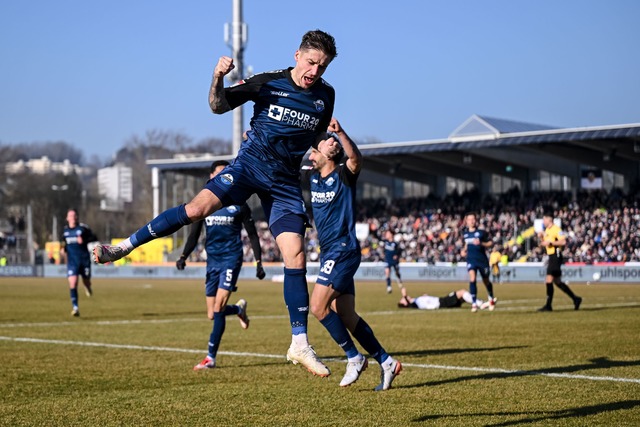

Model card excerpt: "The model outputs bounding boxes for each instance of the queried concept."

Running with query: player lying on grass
[397,289,493,310]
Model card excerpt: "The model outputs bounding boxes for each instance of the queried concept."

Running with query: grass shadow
[413,399,640,425]
[400,357,640,389]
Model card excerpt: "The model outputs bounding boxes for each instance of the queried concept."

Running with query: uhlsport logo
[220,174,234,185]
[267,104,320,131]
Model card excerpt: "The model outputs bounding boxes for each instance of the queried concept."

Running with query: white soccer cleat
[480,298,497,311]
[386,285,392,294]
[471,303,479,313]
[92,244,131,264]
[84,286,93,298]
[236,299,249,329]
[193,356,216,371]
[71,307,80,317]
[340,355,368,387]
[375,357,402,391]
[286,345,331,377]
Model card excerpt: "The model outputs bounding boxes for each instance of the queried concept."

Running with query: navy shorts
[385,260,399,269]
[204,156,306,230]
[316,250,361,295]
[467,262,490,279]
[67,259,91,279]
[204,262,242,297]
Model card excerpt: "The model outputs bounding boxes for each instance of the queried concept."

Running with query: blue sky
[2,1,639,161]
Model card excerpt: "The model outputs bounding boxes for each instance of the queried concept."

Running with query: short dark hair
[210,160,230,173]
[300,30,338,60]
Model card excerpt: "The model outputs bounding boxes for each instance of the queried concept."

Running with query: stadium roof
[359,115,640,186]
[147,115,640,188]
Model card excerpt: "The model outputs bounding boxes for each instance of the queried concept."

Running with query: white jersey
[414,295,441,310]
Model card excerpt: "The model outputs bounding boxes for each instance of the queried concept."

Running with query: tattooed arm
[209,56,235,114]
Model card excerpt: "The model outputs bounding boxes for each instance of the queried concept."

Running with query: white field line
[1,335,639,385]
[0,301,639,328]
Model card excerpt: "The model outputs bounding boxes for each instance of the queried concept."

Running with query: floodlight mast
[224,0,247,155]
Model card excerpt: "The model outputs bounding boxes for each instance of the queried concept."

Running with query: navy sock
[386,278,391,287]
[352,318,387,364]
[319,311,359,359]
[223,305,240,315]
[208,312,226,358]
[130,204,191,247]
[484,280,494,299]
[283,268,309,335]
[70,288,78,307]
[469,281,477,303]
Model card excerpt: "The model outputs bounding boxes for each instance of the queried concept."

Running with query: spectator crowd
[238,188,640,265]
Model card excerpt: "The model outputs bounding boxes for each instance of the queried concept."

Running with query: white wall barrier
[33,262,640,283]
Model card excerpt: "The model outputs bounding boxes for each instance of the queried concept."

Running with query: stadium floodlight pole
[224,0,248,155]
[50,184,69,242]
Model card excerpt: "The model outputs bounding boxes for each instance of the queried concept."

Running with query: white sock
[462,291,474,304]
[381,355,395,368]
[118,238,133,250]
[291,333,309,347]
[348,354,364,363]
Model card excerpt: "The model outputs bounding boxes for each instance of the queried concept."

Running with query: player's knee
[310,301,329,320]
[186,191,222,221]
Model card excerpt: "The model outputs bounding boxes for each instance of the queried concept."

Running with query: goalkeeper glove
[176,255,187,270]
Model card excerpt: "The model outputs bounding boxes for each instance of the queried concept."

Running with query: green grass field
[1,277,639,426]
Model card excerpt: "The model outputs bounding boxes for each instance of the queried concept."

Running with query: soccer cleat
[386,285,392,294]
[286,345,331,377]
[574,296,582,311]
[193,356,216,370]
[84,286,93,297]
[471,303,479,313]
[236,299,249,329]
[71,307,80,317]
[92,244,131,264]
[375,357,402,391]
[537,305,553,312]
[340,356,368,387]
[480,297,497,311]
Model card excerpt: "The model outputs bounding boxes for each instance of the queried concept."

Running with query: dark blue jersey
[309,163,359,253]
[224,68,335,179]
[463,227,490,266]
[182,204,261,266]
[382,240,400,264]
[62,223,95,264]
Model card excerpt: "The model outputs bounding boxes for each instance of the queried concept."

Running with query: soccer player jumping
[93,30,341,376]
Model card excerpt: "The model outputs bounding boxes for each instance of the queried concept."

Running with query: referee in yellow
[537,210,582,311]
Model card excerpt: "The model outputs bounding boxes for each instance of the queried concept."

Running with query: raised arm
[208,56,235,114]
[327,117,362,174]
